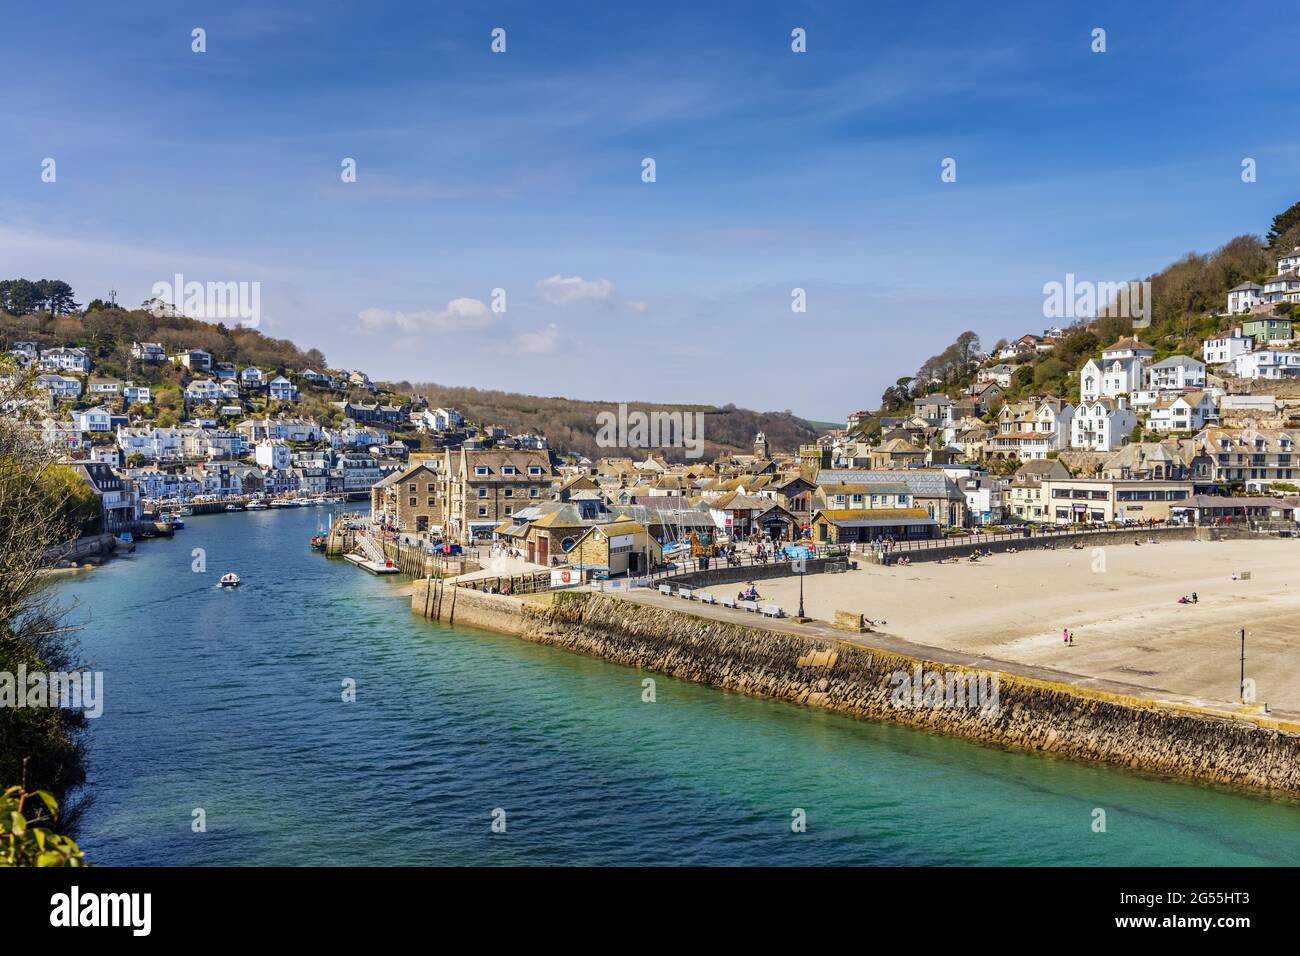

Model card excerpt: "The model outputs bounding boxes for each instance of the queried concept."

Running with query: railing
[646,543,852,583]
[885,521,1186,553]
[453,571,553,595]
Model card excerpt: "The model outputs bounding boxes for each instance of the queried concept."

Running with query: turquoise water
[59,508,1300,865]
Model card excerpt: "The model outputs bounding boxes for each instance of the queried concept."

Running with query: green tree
[1267,200,1300,249]
[0,771,86,867]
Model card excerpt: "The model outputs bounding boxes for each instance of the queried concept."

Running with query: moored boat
[219,572,241,588]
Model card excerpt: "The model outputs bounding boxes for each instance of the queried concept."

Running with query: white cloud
[358,297,492,334]
[626,300,649,313]
[516,323,559,354]
[536,274,614,305]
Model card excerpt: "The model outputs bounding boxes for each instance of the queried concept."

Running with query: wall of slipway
[411,584,1300,795]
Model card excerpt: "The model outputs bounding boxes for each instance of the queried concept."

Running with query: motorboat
[246,501,268,511]
[219,573,241,588]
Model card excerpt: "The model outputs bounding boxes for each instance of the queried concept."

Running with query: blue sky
[2,0,1297,419]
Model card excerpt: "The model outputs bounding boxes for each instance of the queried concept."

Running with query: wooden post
[448,582,458,625]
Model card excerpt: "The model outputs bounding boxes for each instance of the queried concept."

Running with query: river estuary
[58,507,1300,865]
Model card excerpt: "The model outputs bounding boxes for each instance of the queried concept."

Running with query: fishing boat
[219,573,241,588]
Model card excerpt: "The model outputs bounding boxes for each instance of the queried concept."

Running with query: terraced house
[1194,427,1298,485]
[443,447,555,543]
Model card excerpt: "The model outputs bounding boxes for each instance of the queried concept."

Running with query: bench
[658,584,673,596]
[760,604,785,618]
[740,600,759,613]
[697,592,717,605]
[720,596,736,609]
[678,587,694,600]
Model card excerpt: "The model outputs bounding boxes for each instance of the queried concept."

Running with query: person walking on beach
[1063,627,1069,644]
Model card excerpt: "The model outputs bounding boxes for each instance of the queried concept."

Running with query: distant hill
[392,380,822,461]
[0,296,822,459]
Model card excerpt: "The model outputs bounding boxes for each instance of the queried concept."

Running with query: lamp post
[795,556,807,619]
[1240,628,1247,703]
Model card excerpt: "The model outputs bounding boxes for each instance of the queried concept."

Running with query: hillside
[866,200,1300,430]
[391,380,822,461]
[1,299,823,459]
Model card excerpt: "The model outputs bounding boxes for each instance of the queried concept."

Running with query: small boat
[225,504,242,512]
[269,499,296,508]
[168,516,185,529]
[219,573,241,588]
[246,501,268,511]
[310,534,327,551]
[180,506,194,517]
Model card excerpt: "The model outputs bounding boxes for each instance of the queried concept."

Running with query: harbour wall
[412,583,1300,795]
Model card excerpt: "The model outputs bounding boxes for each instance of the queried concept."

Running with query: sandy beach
[753,538,1300,716]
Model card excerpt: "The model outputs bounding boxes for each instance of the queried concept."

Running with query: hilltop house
[39,347,91,373]
[131,342,167,363]
[1227,282,1264,314]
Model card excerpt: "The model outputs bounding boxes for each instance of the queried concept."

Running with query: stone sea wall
[412,584,1300,795]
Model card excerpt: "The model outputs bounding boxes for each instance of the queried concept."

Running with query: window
[530,487,539,498]
[529,466,542,476]
[475,466,489,476]
[409,498,416,507]
[504,488,513,498]
[478,488,488,498]
[504,506,513,516]
[478,506,487,517]
[503,466,516,476]
[427,497,435,507]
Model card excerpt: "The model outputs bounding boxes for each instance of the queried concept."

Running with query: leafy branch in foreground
[0,762,87,867]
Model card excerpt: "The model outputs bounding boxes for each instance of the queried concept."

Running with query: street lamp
[795,556,807,619]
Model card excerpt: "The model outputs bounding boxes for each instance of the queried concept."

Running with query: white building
[123,383,152,406]
[171,349,212,372]
[1262,273,1300,306]
[268,376,299,402]
[1227,282,1263,314]
[1279,246,1300,276]
[131,342,167,363]
[1070,397,1135,451]
[1148,392,1218,433]
[1147,355,1206,390]
[1203,329,1254,366]
[254,439,293,470]
[73,406,115,432]
[1231,349,1300,380]
[35,374,82,399]
[185,379,223,402]
[38,347,91,372]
